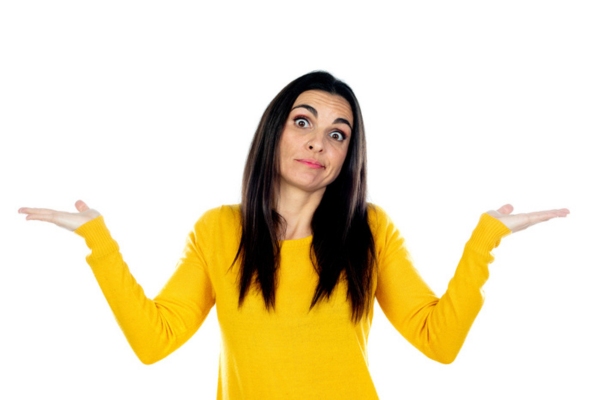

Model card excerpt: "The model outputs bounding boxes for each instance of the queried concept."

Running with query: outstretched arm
[18,201,215,364]
[374,204,569,364]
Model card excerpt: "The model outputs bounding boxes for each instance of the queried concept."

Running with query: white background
[1,1,598,398]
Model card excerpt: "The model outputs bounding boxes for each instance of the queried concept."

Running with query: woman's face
[278,90,353,198]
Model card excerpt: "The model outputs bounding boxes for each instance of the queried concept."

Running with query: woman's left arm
[374,204,569,364]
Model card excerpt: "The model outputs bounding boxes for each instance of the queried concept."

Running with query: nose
[307,133,324,152]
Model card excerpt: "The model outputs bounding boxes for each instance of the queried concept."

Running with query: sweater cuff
[466,213,512,252]
[74,216,120,256]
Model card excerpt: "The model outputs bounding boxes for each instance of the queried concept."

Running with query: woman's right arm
[19,201,216,364]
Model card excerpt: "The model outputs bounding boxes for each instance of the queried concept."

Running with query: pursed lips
[295,159,325,169]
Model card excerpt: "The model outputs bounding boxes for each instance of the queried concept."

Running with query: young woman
[18,71,569,399]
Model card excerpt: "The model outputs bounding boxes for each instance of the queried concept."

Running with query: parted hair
[235,71,376,322]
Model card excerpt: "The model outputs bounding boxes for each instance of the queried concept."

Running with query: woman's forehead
[292,90,353,121]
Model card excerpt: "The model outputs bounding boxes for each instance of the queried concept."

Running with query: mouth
[295,159,325,169]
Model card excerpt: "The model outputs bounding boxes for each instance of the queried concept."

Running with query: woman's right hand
[18,200,101,231]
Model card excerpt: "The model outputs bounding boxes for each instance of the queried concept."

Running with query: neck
[276,184,325,240]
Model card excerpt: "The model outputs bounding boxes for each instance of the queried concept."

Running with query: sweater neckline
[280,235,313,249]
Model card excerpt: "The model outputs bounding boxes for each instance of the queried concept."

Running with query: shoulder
[366,203,394,232]
[365,206,416,278]
[193,204,242,235]
[185,205,242,255]
[366,203,406,251]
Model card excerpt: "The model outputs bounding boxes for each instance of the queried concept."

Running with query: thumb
[496,204,514,215]
[75,200,90,212]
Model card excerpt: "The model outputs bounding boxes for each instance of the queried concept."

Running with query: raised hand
[487,204,570,233]
[18,200,100,232]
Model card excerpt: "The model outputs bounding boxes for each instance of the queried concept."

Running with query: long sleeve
[75,216,215,364]
[373,207,511,364]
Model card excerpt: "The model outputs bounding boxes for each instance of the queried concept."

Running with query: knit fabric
[75,204,510,399]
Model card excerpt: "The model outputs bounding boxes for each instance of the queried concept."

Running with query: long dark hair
[236,71,375,322]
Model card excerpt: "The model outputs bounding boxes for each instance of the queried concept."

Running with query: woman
[18,71,569,399]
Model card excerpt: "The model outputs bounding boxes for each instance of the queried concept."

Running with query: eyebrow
[291,104,353,130]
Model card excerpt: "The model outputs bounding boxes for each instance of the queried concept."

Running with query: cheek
[328,149,348,180]
[279,130,296,155]
[277,134,290,161]
[336,147,350,168]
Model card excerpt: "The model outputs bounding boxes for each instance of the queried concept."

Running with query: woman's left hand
[487,204,570,233]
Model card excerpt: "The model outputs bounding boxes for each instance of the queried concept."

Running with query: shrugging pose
[19,72,569,399]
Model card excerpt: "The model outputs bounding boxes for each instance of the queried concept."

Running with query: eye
[294,117,310,128]
[329,131,346,142]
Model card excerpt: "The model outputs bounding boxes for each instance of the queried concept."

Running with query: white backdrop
[1,1,598,399]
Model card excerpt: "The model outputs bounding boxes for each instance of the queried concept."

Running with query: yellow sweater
[75,204,510,399]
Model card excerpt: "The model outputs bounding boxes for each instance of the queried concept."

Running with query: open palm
[19,200,100,232]
[487,204,570,233]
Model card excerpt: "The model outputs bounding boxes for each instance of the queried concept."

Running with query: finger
[18,207,58,216]
[521,209,569,226]
[538,208,570,218]
[75,200,89,212]
[24,211,64,223]
[486,206,569,233]
[496,204,514,215]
